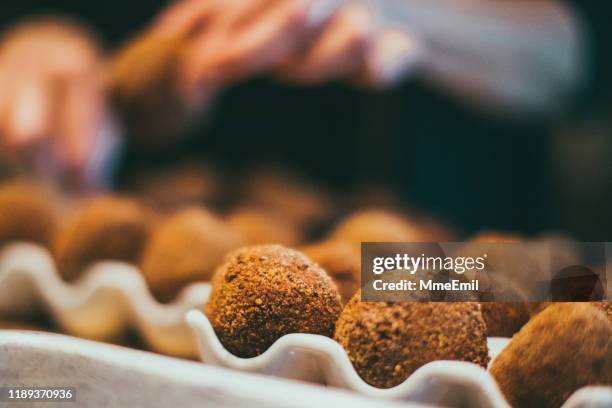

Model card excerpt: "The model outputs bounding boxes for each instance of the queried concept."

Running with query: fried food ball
[528,301,612,322]
[334,293,489,388]
[228,206,302,246]
[0,181,61,247]
[243,167,335,230]
[205,245,343,358]
[330,209,447,247]
[54,196,153,281]
[475,277,532,337]
[480,301,530,337]
[301,240,361,303]
[109,33,191,144]
[418,216,457,242]
[464,232,536,336]
[464,231,532,287]
[140,208,243,302]
[125,162,224,211]
[470,231,523,243]
[536,232,581,270]
[490,303,612,408]
[470,231,581,291]
[465,231,524,282]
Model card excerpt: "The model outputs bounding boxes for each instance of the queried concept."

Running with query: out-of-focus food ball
[242,167,336,231]
[528,301,612,321]
[470,231,523,243]
[228,206,302,246]
[301,240,361,303]
[469,231,581,289]
[140,208,243,302]
[535,232,580,268]
[109,33,191,144]
[0,181,62,248]
[334,292,489,388]
[490,303,612,408]
[465,231,536,336]
[330,209,449,247]
[349,187,458,243]
[418,216,456,242]
[464,230,524,276]
[469,231,589,336]
[480,301,530,337]
[205,245,342,357]
[125,162,224,212]
[54,196,153,281]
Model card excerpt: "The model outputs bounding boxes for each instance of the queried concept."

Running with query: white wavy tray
[0,331,418,408]
[1,243,611,408]
[187,311,612,407]
[0,243,210,358]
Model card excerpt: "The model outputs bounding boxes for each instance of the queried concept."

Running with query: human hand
[110,0,331,142]
[109,0,422,143]
[275,2,422,88]
[154,0,421,97]
[152,0,326,105]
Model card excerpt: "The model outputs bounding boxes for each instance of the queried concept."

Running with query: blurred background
[0,0,611,240]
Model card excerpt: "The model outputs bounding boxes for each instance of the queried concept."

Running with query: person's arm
[364,0,587,114]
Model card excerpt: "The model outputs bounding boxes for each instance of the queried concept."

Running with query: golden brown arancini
[330,210,447,246]
[228,206,302,246]
[54,196,153,281]
[301,240,361,303]
[490,303,612,408]
[470,231,523,243]
[140,207,243,302]
[125,162,224,212]
[109,33,191,144]
[0,181,62,248]
[528,301,611,321]
[205,245,343,357]
[242,167,335,230]
[334,292,489,388]
[480,301,531,337]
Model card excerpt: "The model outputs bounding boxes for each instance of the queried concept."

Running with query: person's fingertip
[7,114,47,147]
[279,3,372,85]
[304,0,343,29]
[364,29,425,88]
[7,80,52,146]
